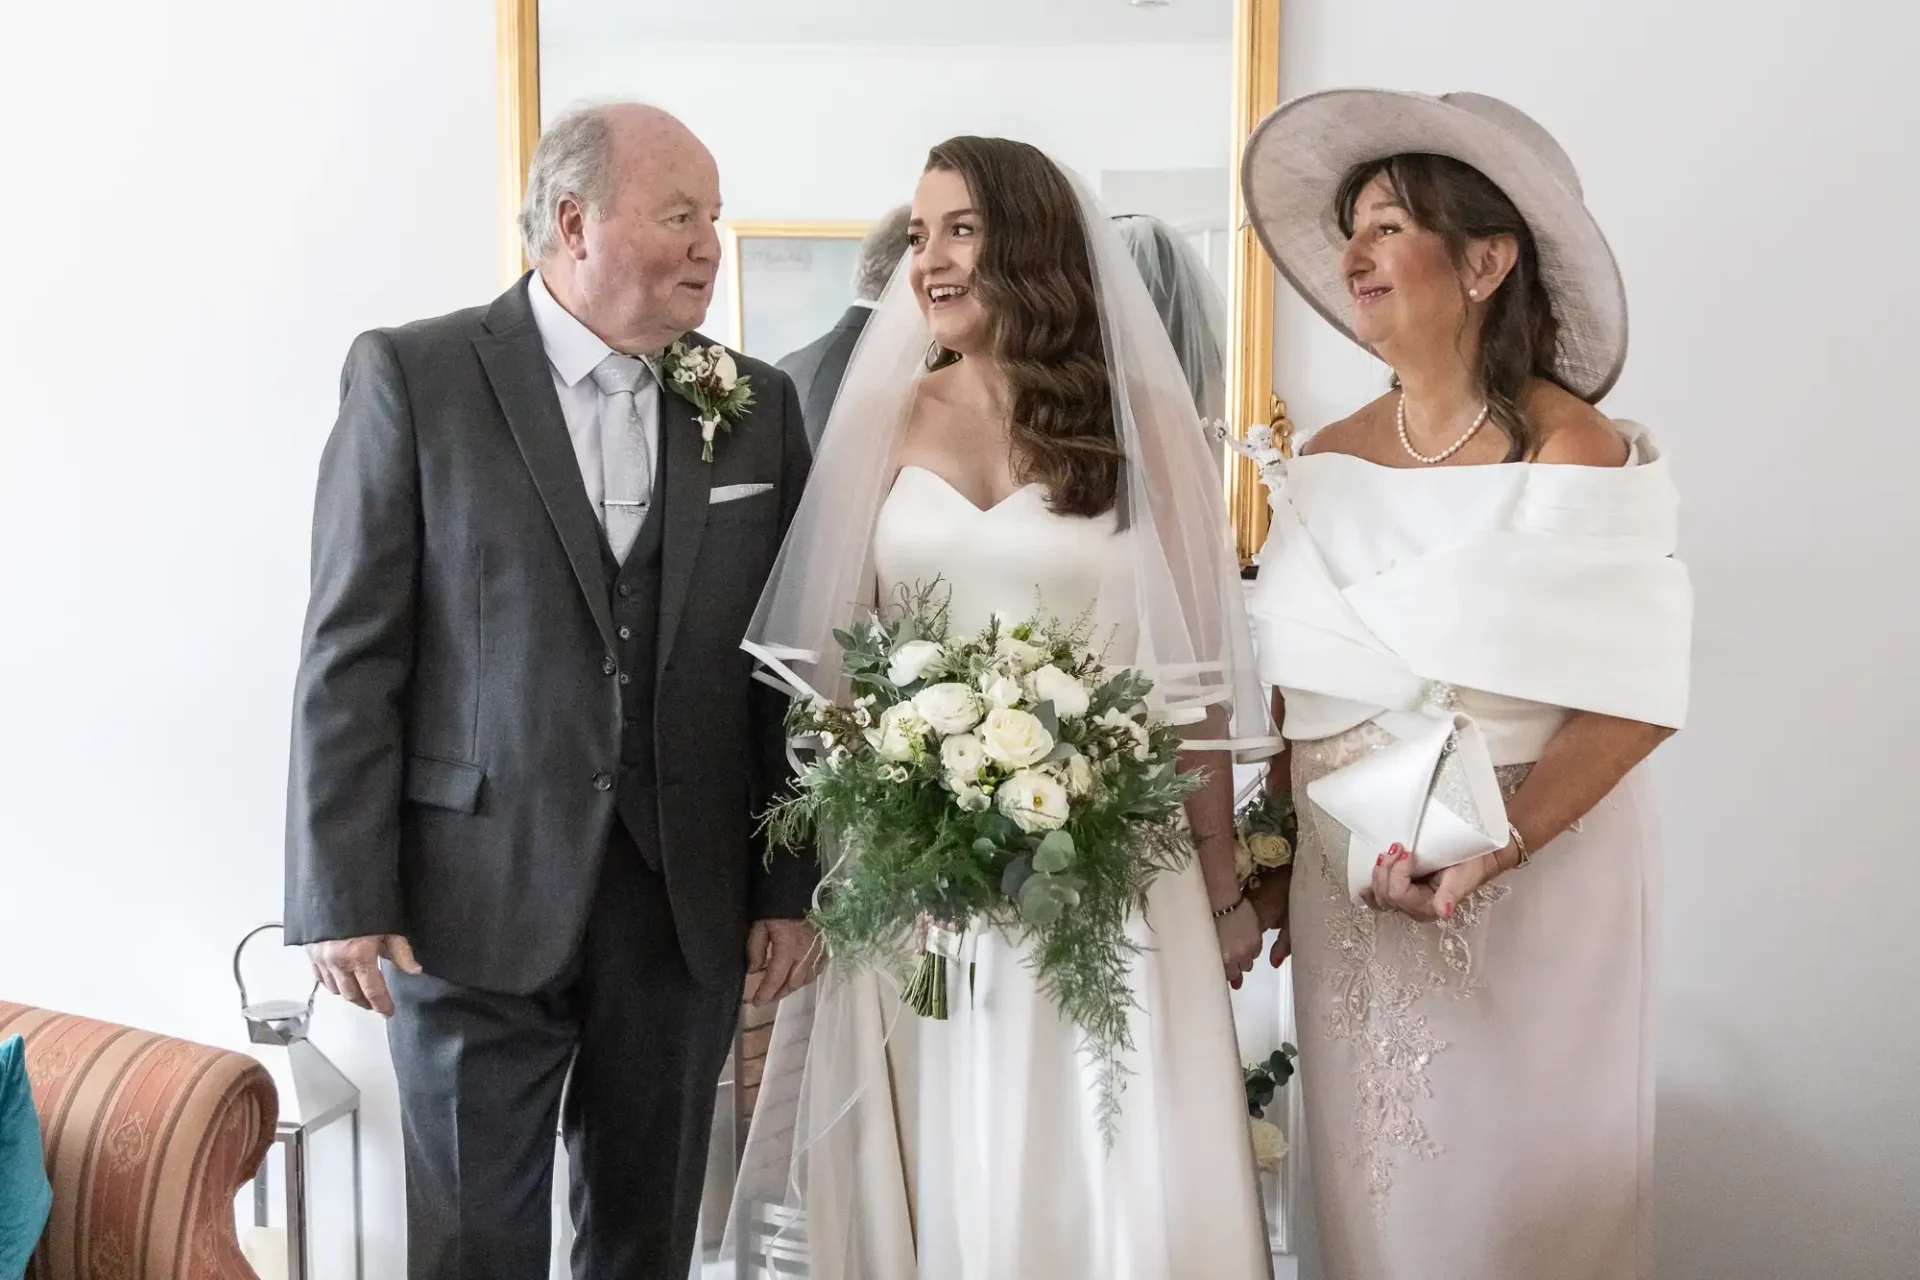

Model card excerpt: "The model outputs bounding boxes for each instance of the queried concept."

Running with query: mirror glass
[539,0,1235,364]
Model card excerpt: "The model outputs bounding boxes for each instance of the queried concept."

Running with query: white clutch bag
[1305,713,1510,903]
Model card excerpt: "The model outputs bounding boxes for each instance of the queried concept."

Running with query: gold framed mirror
[496,0,1281,561]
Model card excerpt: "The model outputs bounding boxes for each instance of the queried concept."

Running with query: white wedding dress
[816,464,1271,1280]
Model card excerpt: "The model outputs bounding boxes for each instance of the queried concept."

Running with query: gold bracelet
[1506,821,1532,870]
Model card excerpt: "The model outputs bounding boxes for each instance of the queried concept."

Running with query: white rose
[1249,1117,1288,1173]
[1097,707,1152,762]
[1248,833,1293,870]
[978,707,1054,769]
[914,683,984,735]
[887,640,945,687]
[996,769,1072,833]
[995,633,1049,673]
[1025,664,1090,719]
[711,348,739,391]
[939,733,988,785]
[1062,751,1095,798]
[868,701,928,762]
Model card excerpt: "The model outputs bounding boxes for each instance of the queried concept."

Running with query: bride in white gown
[726,137,1279,1280]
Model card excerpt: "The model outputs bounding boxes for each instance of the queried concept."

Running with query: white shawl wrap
[1248,427,1692,899]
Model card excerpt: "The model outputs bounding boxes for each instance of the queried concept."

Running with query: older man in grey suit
[286,103,820,1278]
[776,204,911,447]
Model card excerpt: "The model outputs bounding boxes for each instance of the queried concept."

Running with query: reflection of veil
[723,160,1278,1277]
[1113,213,1229,436]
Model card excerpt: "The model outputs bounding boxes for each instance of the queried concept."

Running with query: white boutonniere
[662,339,755,462]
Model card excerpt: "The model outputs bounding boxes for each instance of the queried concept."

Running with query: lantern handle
[232,922,319,1019]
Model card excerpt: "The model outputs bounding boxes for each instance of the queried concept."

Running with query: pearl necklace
[1397,391,1490,465]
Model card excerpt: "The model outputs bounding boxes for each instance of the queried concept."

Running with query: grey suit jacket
[776,304,872,449]
[285,276,815,995]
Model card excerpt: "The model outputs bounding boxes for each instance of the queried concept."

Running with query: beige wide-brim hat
[1242,89,1628,402]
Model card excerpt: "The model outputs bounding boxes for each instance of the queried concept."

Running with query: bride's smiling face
[909,167,991,356]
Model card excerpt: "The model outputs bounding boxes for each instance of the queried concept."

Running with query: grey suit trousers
[386,822,739,1279]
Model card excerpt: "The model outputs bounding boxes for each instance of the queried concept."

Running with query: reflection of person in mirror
[284,101,821,1278]
[728,136,1279,1280]
[1113,212,1229,456]
[776,204,912,448]
[1243,91,1690,1280]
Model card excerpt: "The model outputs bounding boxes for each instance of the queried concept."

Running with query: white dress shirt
[526,271,662,522]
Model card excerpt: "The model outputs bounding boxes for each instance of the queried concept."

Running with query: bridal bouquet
[761,583,1201,1124]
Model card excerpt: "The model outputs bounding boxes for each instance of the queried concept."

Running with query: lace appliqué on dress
[1294,723,1532,1218]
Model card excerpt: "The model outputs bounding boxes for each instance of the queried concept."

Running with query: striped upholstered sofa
[0,1001,277,1279]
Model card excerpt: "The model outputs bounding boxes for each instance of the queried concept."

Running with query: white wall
[1274,3,1920,1277]
[0,3,498,1277]
[3,4,1914,1279]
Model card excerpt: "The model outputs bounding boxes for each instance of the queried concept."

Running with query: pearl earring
[1468,288,1480,300]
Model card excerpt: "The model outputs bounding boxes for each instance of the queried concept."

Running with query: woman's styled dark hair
[925,136,1123,517]
[1336,153,1569,461]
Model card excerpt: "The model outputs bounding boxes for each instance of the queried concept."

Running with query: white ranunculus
[711,348,739,391]
[1250,1117,1288,1173]
[939,732,988,784]
[914,683,984,735]
[979,707,1054,769]
[1062,751,1095,798]
[1025,664,1090,719]
[978,670,1024,709]
[996,769,1072,833]
[887,640,945,687]
[996,633,1049,673]
[868,702,929,762]
[1097,706,1152,762]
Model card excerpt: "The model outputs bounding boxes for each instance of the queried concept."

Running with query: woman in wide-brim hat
[1239,90,1692,1280]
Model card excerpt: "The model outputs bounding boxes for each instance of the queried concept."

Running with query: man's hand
[306,935,422,1018]
[746,919,824,1008]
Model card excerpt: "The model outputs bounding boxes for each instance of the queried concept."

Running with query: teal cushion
[0,1035,50,1279]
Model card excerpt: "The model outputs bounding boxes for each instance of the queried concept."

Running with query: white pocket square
[709,483,773,505]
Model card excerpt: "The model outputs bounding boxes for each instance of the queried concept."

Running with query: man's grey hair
[853,205,914,302]
[519,104,626,263]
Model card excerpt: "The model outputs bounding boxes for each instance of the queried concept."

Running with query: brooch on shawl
[662,339,755,462]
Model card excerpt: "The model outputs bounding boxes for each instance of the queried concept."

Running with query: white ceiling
[540,0,1231,47]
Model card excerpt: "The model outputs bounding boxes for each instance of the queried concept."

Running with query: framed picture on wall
[724,221,871,362]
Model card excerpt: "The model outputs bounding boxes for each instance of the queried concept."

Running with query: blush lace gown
[1268,449,1667,1280]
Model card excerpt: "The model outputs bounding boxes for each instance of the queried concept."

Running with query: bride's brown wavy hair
[924,136,1123,518]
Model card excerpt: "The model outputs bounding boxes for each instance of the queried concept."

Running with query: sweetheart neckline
[894,464,1043,516]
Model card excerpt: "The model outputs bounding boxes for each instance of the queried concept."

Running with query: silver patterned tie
[589,353,655,563]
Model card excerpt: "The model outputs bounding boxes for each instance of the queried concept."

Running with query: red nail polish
[1376,854,1385,867]
[1441,902,1453,918]
[1398,849,1410,862]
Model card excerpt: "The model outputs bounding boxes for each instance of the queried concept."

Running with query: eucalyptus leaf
[1033,829,1075,874]
[1034,702,1060,737]
[1001,853,1035,900]
[1018,875,1065,927]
